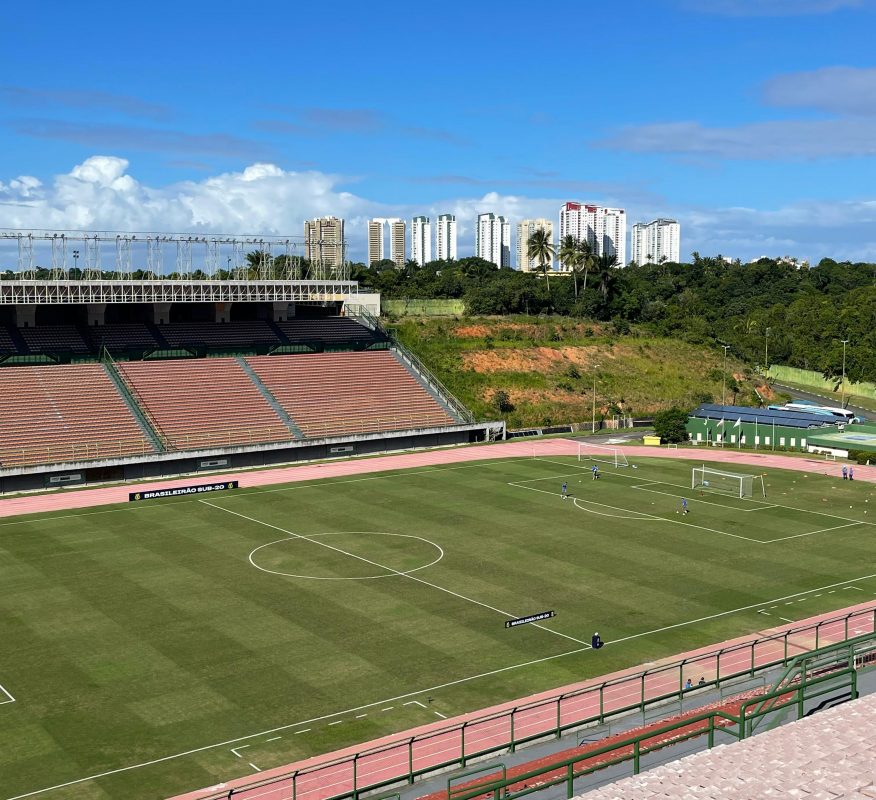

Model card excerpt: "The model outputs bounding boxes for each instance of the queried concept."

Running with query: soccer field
[2,453,876,799]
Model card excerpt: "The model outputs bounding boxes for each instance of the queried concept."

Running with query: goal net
[691,465,766,498]
[577,442,628,468]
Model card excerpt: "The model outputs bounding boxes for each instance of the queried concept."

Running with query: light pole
[722,345,731,406]
[841,339,849,407]
[592,365,600,433]
[764,327,771,372]
[72,249,79,275]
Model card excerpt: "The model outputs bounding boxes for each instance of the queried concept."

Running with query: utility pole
[592,365,600,433]
[764,327,770,372]
[722,345,731,406]
[841,339,849,407]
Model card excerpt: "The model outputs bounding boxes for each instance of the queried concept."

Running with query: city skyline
[1,1,875,264]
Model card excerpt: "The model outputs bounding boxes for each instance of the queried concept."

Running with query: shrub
[565,365,582,380]
[492,390,514,413]
[653,407,689,443]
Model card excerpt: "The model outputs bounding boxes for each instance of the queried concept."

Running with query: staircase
[236,356,303,438]
[101,357,165,453]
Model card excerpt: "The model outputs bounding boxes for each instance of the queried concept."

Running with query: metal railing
[197,605,876,800]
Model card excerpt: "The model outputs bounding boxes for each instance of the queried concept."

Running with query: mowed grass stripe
[1,456,875,799]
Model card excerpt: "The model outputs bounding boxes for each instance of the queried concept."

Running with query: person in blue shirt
[842,465,848,480]
[591,465,599,480]
[561,482,568,500]
[681,498,689,515]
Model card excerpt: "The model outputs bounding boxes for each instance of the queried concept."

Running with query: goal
[691,465,766,498]
[578,442,629,468]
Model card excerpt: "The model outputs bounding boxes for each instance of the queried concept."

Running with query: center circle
[248,532,444,581]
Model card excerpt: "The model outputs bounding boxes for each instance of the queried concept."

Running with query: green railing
[450,667,860,800]
[197,607,876,800]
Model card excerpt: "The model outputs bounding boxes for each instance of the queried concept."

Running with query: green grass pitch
[1,454,875,799]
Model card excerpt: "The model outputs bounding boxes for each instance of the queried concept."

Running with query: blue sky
[2,0,876,263]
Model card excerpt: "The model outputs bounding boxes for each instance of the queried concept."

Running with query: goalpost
[691,465,766,498]
[578,442,629,468]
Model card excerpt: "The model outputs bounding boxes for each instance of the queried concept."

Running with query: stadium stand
[277,317,381,346]
[19,324,90,354]
[89,323,162,351]
[0,364,153,467]
[158,320,279,348]
[247,351,457,438]
[578,691,876,799]
[0,325,16,354]
[117,357,294,450]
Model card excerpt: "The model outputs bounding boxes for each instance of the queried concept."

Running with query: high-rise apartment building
[304,216,345,267]
[476,213,511,268]
[435,214,457,261]
[367,218,406,267]
[630,218,680,265]
[411,216,432,265]
[367,220,384,266]
[558,202,626,267]
[390,219,406,267]
[516,218,554,272]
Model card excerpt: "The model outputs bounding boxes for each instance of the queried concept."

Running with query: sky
[2,0,876,265]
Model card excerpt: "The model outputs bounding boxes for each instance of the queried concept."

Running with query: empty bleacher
[0,364,153,467]
[247,351,456,438]
[0,326,16,355]
[277,317,380,346]
[19,325,90,355]
[118,358,293,450]
[89,323,161,351]
[158,321,278,349]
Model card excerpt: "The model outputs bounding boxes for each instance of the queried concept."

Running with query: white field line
[403,701,427,710]
[248,762,261,772]
[525,459,870,544]
[3,645,591,800]
[203,500,590,648]
[535,456,876,529]
[0,459,524,529]
[0,683,15,704]
[511,481,765,544]
[631,483,778,512]
[10,572,876,800]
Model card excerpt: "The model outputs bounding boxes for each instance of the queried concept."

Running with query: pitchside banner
[505,610,556,629]
[129,480,239,502]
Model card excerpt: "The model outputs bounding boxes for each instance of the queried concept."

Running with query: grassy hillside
[389,316,775,428]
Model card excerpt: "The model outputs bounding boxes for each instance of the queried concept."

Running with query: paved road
[772,382,871,420]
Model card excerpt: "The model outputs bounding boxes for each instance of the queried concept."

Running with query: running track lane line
[8,581,876,800]
[199,499,590,648]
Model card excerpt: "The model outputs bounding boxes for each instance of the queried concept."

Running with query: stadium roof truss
[0,229,360,304]
[0,279,360,305]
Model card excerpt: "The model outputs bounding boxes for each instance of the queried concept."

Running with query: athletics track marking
[8,572,876,800]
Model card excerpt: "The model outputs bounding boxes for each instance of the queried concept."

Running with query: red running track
[167,602,876,800]
[2,438,874,519]
[2,439,873,800]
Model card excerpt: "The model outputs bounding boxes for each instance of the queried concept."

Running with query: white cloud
[762,66,876,115]
[1,156,876,266]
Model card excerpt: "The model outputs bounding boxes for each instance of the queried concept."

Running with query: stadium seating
[0,364,152,467]
[247,351,457,438]
[118,358,293,450]
[0,326,16,354]
[277,317,380,345]
[158,321,278,348]
[19,324,90,354]
[89,323,161,351]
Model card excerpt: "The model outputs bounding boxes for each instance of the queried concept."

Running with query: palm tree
[527,227,556,292]
[558,235,581,295]
[576,238,595,297]
[593,252,619,304]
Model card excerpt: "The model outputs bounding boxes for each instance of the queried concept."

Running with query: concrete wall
[768,365,876,400]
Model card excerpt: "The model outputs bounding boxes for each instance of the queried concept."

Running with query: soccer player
[681,497,689,515]
[561,482,568,500]
[591,465,599,480]
[842,465,848,480]
[591,632,604,649]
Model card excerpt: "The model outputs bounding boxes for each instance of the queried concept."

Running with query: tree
[558,235,582,297]
[576,238,595,297]
[527,227,556,292]
[593,252,619,305]
[492,389,514,413]
[653,407,689,443]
